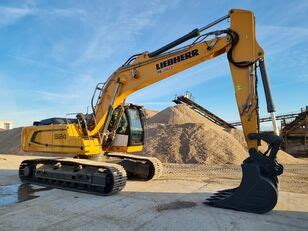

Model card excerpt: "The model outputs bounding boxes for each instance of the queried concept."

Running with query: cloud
[76,0,179,63]
[257,24,308,56]
[42,8,85,17]
[136,101,172,106]
[257,24,308,85]
[272,73,308,88]
[31,73,97,104]
[0,7,33,27]
[0,5,85,28]
[35,90,79,101]
[7,54,80,75]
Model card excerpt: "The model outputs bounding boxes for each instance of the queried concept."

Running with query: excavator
[19,9,284,214]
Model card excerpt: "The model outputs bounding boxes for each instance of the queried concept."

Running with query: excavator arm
[87,9,278,152]
[20,9,284,213]
[22,9,274,155]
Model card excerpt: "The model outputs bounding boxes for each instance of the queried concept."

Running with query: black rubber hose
[148,29,200,57]
[225,29,258,68]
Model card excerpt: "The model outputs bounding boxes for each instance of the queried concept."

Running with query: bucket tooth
[217,187,238,193]
[207,194,230,200]
[213,191,233,196]
[205,162,279,214]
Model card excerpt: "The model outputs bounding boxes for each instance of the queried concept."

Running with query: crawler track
[106,153,163,180]
[19,158,127,195]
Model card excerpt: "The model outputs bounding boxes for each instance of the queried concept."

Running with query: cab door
[109,105,144,153]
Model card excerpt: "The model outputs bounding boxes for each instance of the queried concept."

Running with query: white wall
[0,120,13,130]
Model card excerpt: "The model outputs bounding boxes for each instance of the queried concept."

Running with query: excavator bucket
[204,133,284,214]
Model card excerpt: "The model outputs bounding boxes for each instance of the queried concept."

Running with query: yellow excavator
[19,9,284,214]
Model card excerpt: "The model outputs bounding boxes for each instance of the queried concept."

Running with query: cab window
[126,108,144,145]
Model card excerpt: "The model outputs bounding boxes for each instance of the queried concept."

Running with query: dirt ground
[0,154,307,231]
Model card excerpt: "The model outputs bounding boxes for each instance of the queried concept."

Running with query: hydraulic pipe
[148,29,200,57]
[148,14,229,58]
[199,14,229,32]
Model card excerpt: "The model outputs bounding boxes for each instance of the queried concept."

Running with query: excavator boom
[19,9,284,213]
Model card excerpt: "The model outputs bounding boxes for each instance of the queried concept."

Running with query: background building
[281,106,308,157]
[0,120,13,130]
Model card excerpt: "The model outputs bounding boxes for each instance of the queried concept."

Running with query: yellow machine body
[22,124,143,155]
[22,124,101,155]
[19,9,285,214]
[22,9,264,156]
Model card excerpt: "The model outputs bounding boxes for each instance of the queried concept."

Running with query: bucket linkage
[204,133,284,214]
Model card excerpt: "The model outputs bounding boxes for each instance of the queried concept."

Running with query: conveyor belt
[173,95,235,129]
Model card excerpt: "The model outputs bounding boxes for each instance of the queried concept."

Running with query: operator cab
[107,104,145,152]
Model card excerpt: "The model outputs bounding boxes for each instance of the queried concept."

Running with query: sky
[0,0,307,128]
